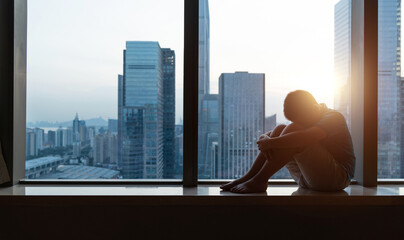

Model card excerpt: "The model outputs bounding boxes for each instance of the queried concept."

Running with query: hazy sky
[27,0,184,123]
[27,0,393,124]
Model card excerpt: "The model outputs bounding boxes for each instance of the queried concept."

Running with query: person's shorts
[285,143,350,191]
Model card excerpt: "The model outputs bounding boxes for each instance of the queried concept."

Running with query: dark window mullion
[351,0,378,186]
[183,0,199,187]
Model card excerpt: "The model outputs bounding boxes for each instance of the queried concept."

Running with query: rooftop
[25,156,64,170]
[37,165,120,179]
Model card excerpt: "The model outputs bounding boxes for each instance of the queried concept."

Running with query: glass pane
[198,0,338,180]
[26,0,183,179]
[378,0,402,178]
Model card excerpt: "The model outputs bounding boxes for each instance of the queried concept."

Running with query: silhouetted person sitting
[220,90,355,193]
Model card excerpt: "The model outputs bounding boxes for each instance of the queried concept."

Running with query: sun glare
[295,76,335,107]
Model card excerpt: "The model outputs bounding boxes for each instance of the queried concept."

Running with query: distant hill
[27,117,110,128]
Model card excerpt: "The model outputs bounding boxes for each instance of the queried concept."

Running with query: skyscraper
[47,130,56,147]
[94,132,117,166]
[118,41,175,179]
[66,127,73,146]
[175,124,184,178]
[401,77,404,178]
[162,48,176,178]
[56,127,64,147]
[334,0,351,126]
[218,72,265,179]
[72,142,81,157]
[199,0,210,98]
[117,74,123,172]
[73,113,80,142]
[26,129,36,157]
[73,114,87,143]
[34,128,44,155]
[79,120,87,142]
[199,94,219,178]
[198,0,214,179]
[378,0,401,178]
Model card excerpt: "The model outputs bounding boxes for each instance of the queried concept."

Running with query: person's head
[283,90,321,127]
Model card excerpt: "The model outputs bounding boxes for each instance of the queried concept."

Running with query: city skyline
[27,0,353,124]
[24,0,404,180]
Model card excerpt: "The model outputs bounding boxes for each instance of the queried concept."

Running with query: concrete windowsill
[0,184,404,206]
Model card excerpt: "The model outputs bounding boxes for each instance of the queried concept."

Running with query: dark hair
[283,90,318,121]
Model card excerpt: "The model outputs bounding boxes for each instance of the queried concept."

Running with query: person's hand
[256,137,271,151]
[258,134,270,141]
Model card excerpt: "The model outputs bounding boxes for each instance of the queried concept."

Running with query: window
[6,0,381,185]
[25,0,184,180]
[198,0,337,180]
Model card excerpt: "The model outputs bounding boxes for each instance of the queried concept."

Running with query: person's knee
[280,123,304,135]
[270,124,287,137]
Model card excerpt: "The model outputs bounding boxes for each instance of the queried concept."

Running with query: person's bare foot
[220,178,246,191]
[229,179,268,193]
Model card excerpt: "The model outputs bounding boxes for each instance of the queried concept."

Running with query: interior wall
[0,0,14,187]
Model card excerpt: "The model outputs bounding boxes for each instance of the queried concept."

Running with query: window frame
[0,0,387,187]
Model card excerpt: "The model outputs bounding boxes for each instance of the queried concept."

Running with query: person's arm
[259,131,272,140]
[256,126,326,151]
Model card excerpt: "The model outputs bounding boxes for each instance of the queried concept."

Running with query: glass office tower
[334,0,351,127]
[162,48,176,178]
[198,0,214,178]
[218,72,265,179]
[378,0,401,178]
[118,41,165,179]
[199,0,210,98]
[199,93,219,178]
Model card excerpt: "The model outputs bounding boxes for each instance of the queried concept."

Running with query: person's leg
[220,124,287,191]
[230,123,305,193]
[291,144,350,191]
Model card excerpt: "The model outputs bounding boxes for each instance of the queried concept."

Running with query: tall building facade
[47,130,56,147]
[72,142,81,157]
[199,94,219,178]
[94,132,117,166]
[55,128,64,147]
[334,0,351,126]
[34,128,44,154]
[175,124,183,178]
[79,121,87,142]
[218,72,265,179]
[162,48,176,178]
[199,0,210,98]
[117,74,123,173]
[378,0,401,178]
[26,129,36,157]
[118,41,175,179]
[73,114,88,144]
[401,78,404,178]
[25,128,47,157]
[198,0,215,179]
[73,113,80,142]
[56,128,72,147]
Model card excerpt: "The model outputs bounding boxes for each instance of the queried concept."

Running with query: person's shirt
[314,103,356,180]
